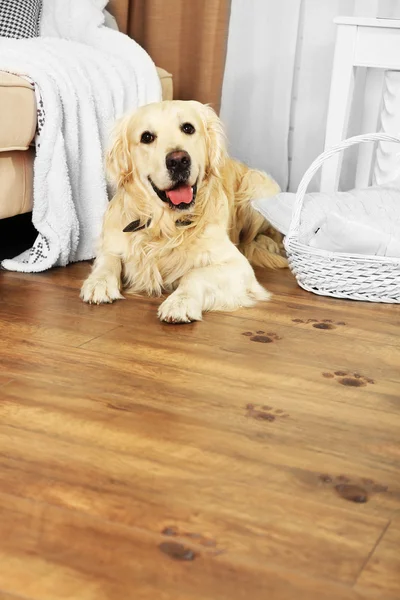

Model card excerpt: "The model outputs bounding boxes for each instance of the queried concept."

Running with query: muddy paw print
[246,403,289,422]
[322,370,375,387]
[159,541,196,561]
[242,330,281,343]
[160,526,223,559]
[162,527,217,548]
[292,318,346,330]
[318,473,388,503]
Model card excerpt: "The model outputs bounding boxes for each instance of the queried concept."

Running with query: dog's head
[107,100,227,212]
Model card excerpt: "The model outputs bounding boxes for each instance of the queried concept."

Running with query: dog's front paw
[80,276,124,305]
[158,294,202,324]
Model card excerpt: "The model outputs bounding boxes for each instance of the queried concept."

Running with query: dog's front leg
[80,252,124,304]
[158,275,204,323]
[158,253,269,324]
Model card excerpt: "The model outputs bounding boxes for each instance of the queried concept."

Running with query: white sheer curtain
[220,0,390,192]
[220,0,301,191]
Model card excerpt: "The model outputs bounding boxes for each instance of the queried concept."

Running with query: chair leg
[373,70,400,186]
[355,68,384,188]
[320,24,357,193]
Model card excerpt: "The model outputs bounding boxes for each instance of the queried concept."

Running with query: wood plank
[0,592,35,600]
[0,375,13,388]
[0,303,118,348]
[236,298,400,347]
[81,312,400,377]
[1,262,88,289]
[0,274,157,326]
[356,521,400,598]
[0,491,385,600]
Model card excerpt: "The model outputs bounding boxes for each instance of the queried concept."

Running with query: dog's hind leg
[240,233,288,269]
[233,167,287,269]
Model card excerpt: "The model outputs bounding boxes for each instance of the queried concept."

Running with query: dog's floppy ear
[106,114,134,188]
[197,102,227,178]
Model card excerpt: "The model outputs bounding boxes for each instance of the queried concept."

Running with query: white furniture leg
[320,24,357,192]
[374,70,400,185]
[355,67,385,188]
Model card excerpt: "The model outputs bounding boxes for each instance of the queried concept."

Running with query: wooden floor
[0,262,399,600]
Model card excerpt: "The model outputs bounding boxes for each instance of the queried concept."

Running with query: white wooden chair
[321,17,400,192]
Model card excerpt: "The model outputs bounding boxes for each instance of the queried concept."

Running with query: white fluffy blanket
[0,0,161,272]
[253,183,400,258]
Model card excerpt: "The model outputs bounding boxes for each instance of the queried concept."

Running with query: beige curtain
[107,0,231,112]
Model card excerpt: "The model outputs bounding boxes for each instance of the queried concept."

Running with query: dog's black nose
[166,150,191,175]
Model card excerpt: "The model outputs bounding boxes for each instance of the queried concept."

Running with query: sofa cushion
[157,67,173,101]
[0,72,37,151]
[0,149,34,219]
[0,0,42,39]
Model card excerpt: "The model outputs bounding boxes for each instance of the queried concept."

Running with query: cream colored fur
[81,100,287,322]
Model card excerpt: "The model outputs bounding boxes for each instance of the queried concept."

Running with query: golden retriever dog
[81,100,287,323]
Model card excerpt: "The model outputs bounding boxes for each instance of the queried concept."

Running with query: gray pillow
[0,0,42,39]
[103,9,119,31]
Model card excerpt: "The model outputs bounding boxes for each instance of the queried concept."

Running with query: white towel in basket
[252,183,400,258]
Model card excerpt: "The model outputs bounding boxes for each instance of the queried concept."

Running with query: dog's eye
[140,131,155,144]
[181,122,195,135]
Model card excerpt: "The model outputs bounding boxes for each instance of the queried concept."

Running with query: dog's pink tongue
[166,184,193,205]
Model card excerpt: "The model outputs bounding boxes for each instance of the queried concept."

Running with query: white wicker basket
[284,133,400,303]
